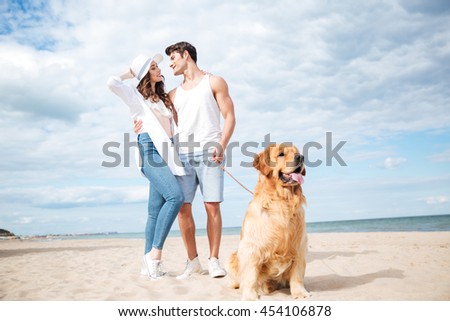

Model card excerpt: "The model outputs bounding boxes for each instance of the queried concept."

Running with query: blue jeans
[138,133,184,253]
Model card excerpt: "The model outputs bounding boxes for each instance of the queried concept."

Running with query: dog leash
[219,164,254,195]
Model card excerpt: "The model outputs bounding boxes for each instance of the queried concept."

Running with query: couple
[107,41,236,280]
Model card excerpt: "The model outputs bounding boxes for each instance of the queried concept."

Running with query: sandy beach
[0,232,449,301]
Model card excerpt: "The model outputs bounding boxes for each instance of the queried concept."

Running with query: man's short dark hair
[165,41,197,63]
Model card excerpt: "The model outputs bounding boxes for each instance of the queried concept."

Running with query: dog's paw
[291,288,310,299]
[241,290,259,301]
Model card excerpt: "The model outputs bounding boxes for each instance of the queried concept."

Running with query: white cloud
[429,149,450,163]
[0,43,83,120]
[16,217,33,224]
[0,186,147,209]
[378,157,407,169]
[420,196,449,205]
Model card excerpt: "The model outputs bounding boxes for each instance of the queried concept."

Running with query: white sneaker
[176,256,203,280]
[143,254,165,280]
[208,257,227,278]
[140,259,147,276]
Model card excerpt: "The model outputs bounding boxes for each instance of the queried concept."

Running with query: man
[137,42,236,278]
[167,41,236,279]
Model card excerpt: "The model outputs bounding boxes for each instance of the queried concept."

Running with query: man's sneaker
[144,253,165,280]
[176,256,203,280]
[208,257,227,278]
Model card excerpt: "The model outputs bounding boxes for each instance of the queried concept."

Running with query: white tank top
[174,75,222,153]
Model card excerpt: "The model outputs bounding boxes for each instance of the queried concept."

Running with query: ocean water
[52,214,450,241]
[306,214,450,233]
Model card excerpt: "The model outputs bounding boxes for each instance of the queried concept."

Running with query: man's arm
[210,75,236,160]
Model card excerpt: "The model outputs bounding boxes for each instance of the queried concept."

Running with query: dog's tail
[228,251,240,289]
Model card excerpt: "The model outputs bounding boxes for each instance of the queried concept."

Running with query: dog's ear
[253,145,274,177]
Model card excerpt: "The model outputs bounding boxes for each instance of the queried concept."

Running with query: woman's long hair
[136,73,177,123]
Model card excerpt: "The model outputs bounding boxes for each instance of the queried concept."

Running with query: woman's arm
[120,68,135,81]
[107,68,141,118]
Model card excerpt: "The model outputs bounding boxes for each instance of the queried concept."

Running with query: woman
[107,53,185,280]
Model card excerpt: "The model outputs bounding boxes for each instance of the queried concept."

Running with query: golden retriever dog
[229,143,309,300]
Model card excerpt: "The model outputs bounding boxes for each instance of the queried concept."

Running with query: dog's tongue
[290,173,304,185]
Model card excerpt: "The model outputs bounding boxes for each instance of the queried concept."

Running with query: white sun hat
[131,53,163,81]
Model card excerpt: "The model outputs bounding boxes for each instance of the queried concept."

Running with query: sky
[0,0,449,236]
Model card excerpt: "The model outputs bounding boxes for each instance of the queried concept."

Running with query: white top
[107,76,185,176]
[174,75,222,154]
[107,76,172,136]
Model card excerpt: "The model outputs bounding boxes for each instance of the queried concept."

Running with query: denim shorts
[176,152,224,203]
